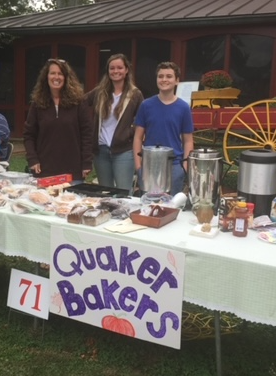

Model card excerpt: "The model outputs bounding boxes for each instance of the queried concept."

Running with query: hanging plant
[200,70,233,89]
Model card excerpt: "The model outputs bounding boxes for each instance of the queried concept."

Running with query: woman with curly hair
[85,53,143,193]
[23,58,93,183]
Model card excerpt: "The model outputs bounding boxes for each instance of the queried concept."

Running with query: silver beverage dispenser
[188,148,223,214]
[139,145,175,203]
[237,149,276,217]
[142,145,174,194]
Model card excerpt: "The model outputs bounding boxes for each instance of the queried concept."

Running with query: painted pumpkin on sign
[101,315,136,337]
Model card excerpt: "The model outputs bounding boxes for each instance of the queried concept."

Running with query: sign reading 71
[7,268,50,319]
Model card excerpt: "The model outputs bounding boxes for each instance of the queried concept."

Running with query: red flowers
[200,70,233,89]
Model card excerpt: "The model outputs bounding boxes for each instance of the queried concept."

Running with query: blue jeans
[171,162,185,196]
[94,146,135,194]
[137,161,185,196]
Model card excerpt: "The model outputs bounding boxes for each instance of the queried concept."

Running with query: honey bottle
[233,201,248,237]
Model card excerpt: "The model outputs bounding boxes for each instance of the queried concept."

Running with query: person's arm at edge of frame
[78,99,93,179]
[133,126,145,172]
[182,132,194,173]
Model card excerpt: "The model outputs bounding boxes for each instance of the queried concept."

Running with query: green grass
[2,152,275,375]
[1,254,276,376]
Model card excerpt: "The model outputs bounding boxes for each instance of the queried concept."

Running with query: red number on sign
[19,278,32,306]
[32,284,42,311]
[19,279,42,311]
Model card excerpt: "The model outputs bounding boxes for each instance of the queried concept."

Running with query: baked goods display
[0,177,142,227]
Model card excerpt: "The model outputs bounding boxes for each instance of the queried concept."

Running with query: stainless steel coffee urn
[142,145,174,194]
[188,148,222,213]
[237,149,276,217]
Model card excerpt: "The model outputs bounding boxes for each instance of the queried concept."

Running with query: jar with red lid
[233,201,248,237]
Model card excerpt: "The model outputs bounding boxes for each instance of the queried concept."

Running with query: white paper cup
[171,192,187,208]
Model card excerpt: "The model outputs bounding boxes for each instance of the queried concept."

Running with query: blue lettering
[54,244,83,277]
[96,246,118,271]
[57,280,86,316]
[137,257,160,284]
[83,285,105,310]
[79,248,96,270]
[134,294,158,319]
[119,246,140,275]
[118,287,138,312]
[146,311,179,338]
[101,279,120,310]
[151,267,178,293]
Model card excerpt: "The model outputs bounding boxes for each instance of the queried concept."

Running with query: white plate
[258,230,276,244]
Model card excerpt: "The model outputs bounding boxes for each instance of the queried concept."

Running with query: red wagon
[191,99,276,164]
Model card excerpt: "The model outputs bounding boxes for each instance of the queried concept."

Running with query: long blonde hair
[94,53,136,119]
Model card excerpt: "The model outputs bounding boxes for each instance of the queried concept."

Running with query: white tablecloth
[1,202,276,326]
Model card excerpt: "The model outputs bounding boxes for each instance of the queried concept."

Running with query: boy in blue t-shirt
[133,61,194,195]
[0,113,10,160]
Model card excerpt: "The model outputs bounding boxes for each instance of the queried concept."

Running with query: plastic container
[247,202,255,228]
[233,201,248,237]
[0,171,30,184]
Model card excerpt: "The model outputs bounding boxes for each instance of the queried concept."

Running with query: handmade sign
[50,225,185,349]
[7,268,50,319]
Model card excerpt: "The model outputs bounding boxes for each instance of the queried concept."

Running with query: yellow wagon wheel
[223,99,276,164]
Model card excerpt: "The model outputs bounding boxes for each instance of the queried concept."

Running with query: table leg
[214,310,222,376]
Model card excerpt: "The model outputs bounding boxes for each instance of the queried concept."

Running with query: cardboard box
[218,196,238,232]
[37,174,72,188]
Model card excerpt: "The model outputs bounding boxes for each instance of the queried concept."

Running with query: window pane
[136,38,171,98]
[230,35,273,105]
[99,40,132,80]
[25,46,51,104]
[0,45,14,104]
[186,35,225,85]
[58,45,86,87]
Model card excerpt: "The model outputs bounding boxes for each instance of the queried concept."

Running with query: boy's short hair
[156,62,181,79]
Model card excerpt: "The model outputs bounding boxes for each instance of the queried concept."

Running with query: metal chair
[0,142,14,171]
[0,142,13,162]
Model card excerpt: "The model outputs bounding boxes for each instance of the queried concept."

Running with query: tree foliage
[0,0,35,17]
[32,0,95,11]
[0,0,95,16]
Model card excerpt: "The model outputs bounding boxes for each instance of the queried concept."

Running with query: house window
[136,38,171,98]
[99,39,132,80]
[58,45,86,88]
[185,35,226,87]
[0,44,14,104]
[230,34,273,106]
[25,46,51,104]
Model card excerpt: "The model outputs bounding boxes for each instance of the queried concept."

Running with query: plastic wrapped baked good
[81,208,111,226]
[28,190,52,205]
[67,204,88,224]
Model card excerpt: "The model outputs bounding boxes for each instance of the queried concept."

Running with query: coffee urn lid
[240,149,276,164]
[189,148,222,160]
[143,145,173,152]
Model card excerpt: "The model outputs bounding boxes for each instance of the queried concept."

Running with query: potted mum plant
[200,70,233,89]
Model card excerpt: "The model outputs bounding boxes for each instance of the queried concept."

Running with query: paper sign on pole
[176,81,199,106]
[7,268,50,319]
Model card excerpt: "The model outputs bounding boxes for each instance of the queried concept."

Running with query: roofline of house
[0,14,275,36]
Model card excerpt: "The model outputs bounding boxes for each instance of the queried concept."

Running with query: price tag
[7,268,50,319]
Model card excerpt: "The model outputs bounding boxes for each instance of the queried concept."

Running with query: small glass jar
[233,201,248,237]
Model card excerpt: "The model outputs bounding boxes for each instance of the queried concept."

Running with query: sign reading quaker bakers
[50,225,185,349]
